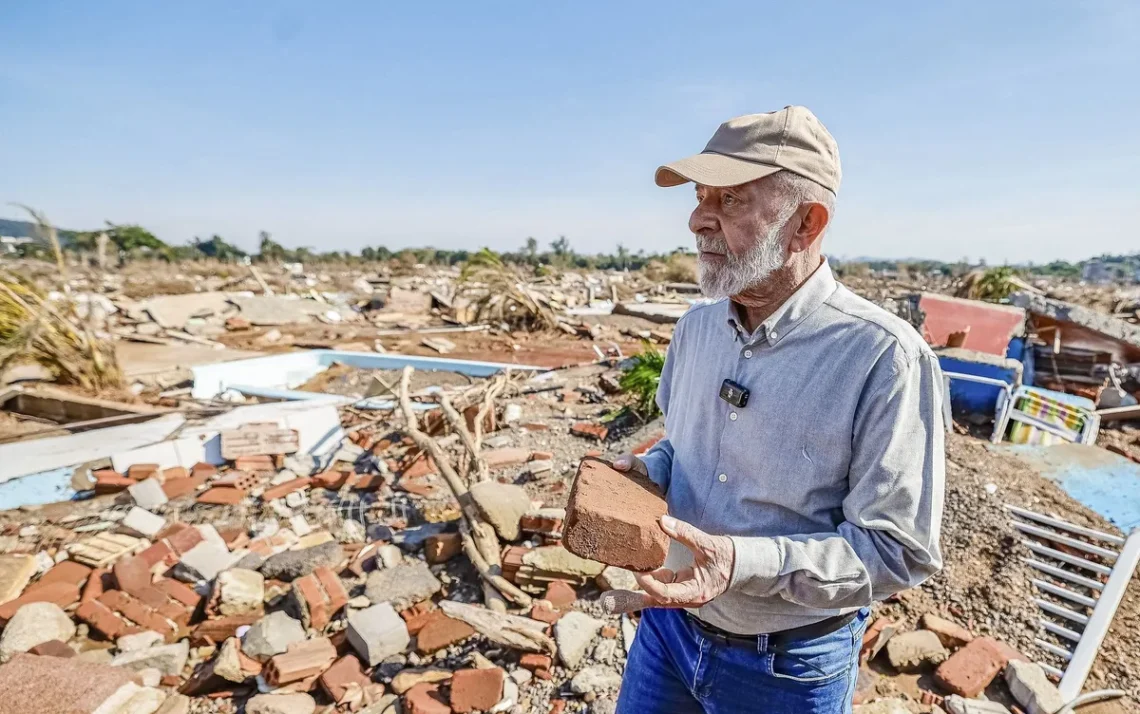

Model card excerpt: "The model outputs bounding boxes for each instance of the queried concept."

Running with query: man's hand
[612,453,649,479]
[601,515,735,615]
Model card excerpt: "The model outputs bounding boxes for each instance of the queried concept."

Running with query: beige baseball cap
[655,105,841,193]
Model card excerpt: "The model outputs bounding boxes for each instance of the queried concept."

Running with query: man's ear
[788,202,830,253]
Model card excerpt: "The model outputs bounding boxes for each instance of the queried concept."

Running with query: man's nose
[689,201,718,235]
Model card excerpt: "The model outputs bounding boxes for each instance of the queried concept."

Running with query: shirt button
[729,412,738,421]
[718,473,727,483]
[744,349,753,359]
[770,330,778,339]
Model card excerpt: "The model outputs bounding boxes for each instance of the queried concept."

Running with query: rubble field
[0,257,1138,714]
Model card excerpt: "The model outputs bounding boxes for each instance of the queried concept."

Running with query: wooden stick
[397,366,531,607]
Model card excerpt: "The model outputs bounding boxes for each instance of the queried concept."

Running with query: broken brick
[190,462,217,479]
[162,472,209,499]
[113,555,153,594]
[400,602,436,636]
[197,487,247,505]
[233,454,275,474]
[190,612,261,646]
[0,581,81,623]
[313,470,351,490]
[261,478,311,502]
[127,463,160,481]
[263,637,337,686]
[543,581,577,609]
[404,682,450,714]
[450,667,505,713]
[530,451,554,462]
[94,469,135,494]
[138,540,176,569]
[28,639,75,657]
[98,589,176,640]
[163,466,189,481]
[81,568,109,604]
[528,601,562,625]
[77,599,128,639]
[935,637,1016,698]
[570,422,609,441]
[319,654,370,704]
[212,471,260,491]
[483,448,530,469]
[415,612,475,653]
[564,457,668,571]
[921,613,975,649]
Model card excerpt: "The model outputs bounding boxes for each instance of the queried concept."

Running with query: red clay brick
[0,581,81,622]
[113,555,153,594]
[190,613,261,646]
[77,599,128,639]
[528,601,562,625]
[94,471,134,494]
[212,471,260,491]
[424,533,462,564]
[564,457,668,571]
[153,578,202,609]
[520,512,563,536]
[81,568,109,604]
[163,524,204,555]
[405,683,450,714]
[352,474,383,491]
[162,472,209,499]
[483,448,530,469]
[450,667,505,713]
[138,540,175,569]
[28,639,75,657]
[400,602,436,636]
[401,454,437,479]
[570,422,609,441]
[99,590,176,639]
[319,654,369,704]
[313,470,350,490]
[260,478,311,502]
[415,612,475,653]
[543,581,576,609]
[163,466,189,481]
[197,487,246,505]
[601,625,618,639]
[190,462,217,479]
[127,463,160,481]
[934,637,1011,698]
[263,637,337,686]
[233,454,276,473]
[530,451,554,461]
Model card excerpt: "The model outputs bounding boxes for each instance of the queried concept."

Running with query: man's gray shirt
[640,259,945,635]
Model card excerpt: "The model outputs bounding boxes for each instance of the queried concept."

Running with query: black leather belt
[684,610,858,648]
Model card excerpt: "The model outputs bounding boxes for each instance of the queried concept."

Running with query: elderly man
[604,106,945,713]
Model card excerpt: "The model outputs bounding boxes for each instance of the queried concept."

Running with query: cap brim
[655,152,782,188]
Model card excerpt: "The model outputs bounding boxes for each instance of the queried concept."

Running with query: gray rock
[1005,661,1064,714]
[111,640,190,676]
[570,664,623,694]
[347,602,410,666]
[174,540,238,582]
[944,696,1011,714]
[885,630,947,672]
[242,611,306,662]
[214,568,265,616]
[364,562,442,610]
[128,478,168,510]
[235,552,266,571]
[117,631,165,653]
[469,481,530,541]
[283,454,321,477]
[591,700,618,714]
[555,611,603,670]
[0,602,76,662]
[596,566,638,592]
[260,541,344,581]
[245,692,317,714]
[376,544,403,568]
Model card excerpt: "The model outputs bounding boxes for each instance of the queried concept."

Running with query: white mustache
[695,235,729,253]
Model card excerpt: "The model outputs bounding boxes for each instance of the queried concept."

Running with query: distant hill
[0,217,79,242]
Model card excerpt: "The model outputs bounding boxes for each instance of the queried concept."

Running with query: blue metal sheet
[1001,443,1140,532]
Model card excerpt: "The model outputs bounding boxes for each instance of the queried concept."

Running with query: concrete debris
[469,481,531,541]
[364,562,442,610]
[242,611,307,662]
[346,602,410,666]
[554,610,604,670]
[3,264,1139,713]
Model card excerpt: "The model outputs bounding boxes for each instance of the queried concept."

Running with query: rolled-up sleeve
[728,349,945,609]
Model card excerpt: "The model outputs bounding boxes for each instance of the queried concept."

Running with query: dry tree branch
[397,366,531,607]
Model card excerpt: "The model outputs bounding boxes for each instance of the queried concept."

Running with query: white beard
[695,209,796,298]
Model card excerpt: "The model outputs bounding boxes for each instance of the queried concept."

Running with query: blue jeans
[616,607,869,714]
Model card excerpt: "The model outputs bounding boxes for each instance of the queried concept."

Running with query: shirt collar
[725,258,838,346]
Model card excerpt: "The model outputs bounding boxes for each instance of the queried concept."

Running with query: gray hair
[769,171,837,236]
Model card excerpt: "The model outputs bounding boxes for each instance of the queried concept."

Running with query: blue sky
[1,2,1137,262]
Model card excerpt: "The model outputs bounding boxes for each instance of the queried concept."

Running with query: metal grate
[1005,504,1140,700]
